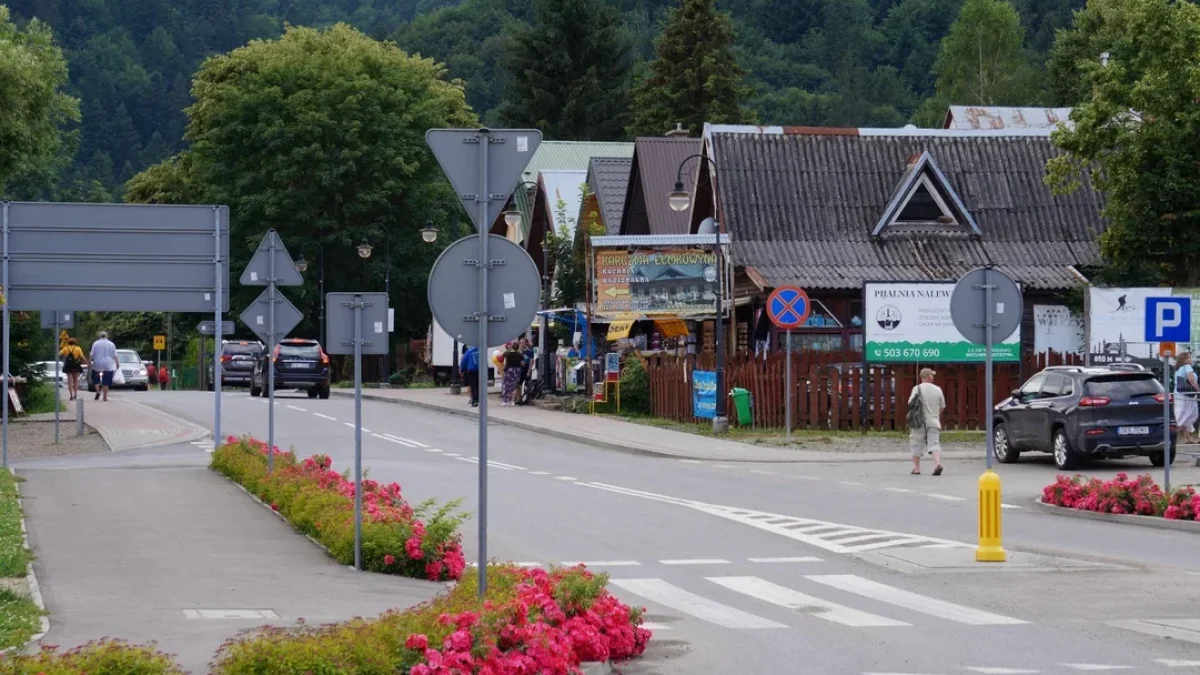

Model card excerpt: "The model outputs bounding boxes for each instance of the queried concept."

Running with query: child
[157,365,171,391]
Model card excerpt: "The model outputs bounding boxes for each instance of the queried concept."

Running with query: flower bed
[211,436,467,581]
[210,564,652,675]
[0,639,185,674]
[1042,473,1200,520]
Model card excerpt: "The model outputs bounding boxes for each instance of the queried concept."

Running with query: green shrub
[0,471,31,578]
[618,355,651,415]
[0,588,42,651]
[0,639,185,675]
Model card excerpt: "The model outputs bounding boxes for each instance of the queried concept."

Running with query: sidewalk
[331,387,982,463]
[81,394,211,451]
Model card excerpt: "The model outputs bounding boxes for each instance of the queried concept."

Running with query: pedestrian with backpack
[59,337,89,401]
[907,367,946,475]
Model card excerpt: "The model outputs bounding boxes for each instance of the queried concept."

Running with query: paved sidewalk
[82,395,210,451]
[19,448,445,671]
[332,387,982,463]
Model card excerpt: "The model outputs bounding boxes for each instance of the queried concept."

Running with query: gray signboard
[950,267,1023,346]
[240,288,303,345]
[2,202,230,312]
[427,234,541,348]
[241,229,303,287]
[40,311,74,330]
[426,129,542,229]
[325,293,389,356]
[197,320,235,336]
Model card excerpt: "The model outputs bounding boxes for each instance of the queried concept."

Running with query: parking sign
[1145,297,1191,342]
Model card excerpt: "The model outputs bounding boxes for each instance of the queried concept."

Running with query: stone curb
[580,661,613,675]
[332,390,978,464]
[0,468,50,656]
[1032,497,1200,533]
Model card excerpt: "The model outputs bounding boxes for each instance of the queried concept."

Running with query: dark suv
[250,338,330,399]
[993,366,1177,470]
[213,340,264,389]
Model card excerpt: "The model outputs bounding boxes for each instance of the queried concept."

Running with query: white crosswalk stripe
[608,578,787,629]
[805,575,1027,625]
[707,576,907,627]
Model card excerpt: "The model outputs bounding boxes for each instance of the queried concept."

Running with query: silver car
[115,350,150,390]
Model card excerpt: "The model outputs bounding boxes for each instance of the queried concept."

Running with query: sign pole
[267,233,276,475]
[2,202,10,469]
[1163,353,1171,492]
[984,269,995,473]
[353,295,364,571]
[785,329,792,442]
[53,314,60,444]
[477,131,491,599]
[213,207,223,449]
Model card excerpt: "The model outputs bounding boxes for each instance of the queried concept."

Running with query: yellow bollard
[975,469,1006,562]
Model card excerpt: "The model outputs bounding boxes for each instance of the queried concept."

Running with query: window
[279,343,321,358]
[1084,375,1162,400]
[1019,373,1047,399]
[116,351,142,365]
[1040,374,1066,398]
[223,343,262,356]
[895,178,953,223]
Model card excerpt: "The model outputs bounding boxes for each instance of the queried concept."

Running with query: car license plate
[1118,426,1150,435]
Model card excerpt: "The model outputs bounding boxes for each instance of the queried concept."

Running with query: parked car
[90,349,149,391]
[993,366,1177,470]
[33,361,66,387]
[210,340,264,389]
[251,338,331,399]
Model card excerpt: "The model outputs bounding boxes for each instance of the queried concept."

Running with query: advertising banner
[865,282,1020,363]
[595,248,719,316]
[692,370,716,419]
[1087,287,1200,363]
[1033,305,1084,355]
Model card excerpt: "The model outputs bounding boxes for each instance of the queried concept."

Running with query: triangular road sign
[426,129,543,231]
[241,229,303,286]
[239,288,303,345]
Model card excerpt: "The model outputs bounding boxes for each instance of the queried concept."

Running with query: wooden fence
[646,351,1084,431]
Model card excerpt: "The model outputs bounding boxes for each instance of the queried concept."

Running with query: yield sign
[241,229,303,286]
[426,129,543,231]
[767,286,811,330]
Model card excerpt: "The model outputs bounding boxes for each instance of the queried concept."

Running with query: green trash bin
[730,388,753,426]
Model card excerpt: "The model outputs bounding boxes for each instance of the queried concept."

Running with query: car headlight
[138,369,147,376]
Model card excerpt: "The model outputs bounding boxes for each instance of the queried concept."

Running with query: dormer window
[873,151,980,236]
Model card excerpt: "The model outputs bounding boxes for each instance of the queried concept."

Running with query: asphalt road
[140,389,1200,675]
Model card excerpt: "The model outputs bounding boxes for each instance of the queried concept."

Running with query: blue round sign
[767,286,811,330]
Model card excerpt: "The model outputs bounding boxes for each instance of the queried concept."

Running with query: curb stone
[1032,497,1200,533]
[0,468,50,656]
[580,661,612,675]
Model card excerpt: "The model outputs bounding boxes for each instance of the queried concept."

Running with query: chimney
[665,123,689,138]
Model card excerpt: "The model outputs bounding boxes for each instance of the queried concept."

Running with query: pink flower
[444,628,473,652]
[384,554,396,566]
[405,633,428,650]
[406,536,425,560]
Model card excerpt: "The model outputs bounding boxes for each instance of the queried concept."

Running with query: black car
[250,338,331,399]
[993,366,1178,470]
[212,340,264,389]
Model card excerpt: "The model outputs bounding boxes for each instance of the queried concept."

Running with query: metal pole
[167,314,173,389]
[2,202,10,469]
[1163,354,1172,491]
[319,247,326,345]
[267,232,276,474]
[984,269,995,472]
[477,130,491,598]
[785,329,792,442]
[53,315,60,444]
[385,242,391,380]
[713,225,728,433]
[213,207,223,448]
[353,295,364,570]
[540,241,549,392]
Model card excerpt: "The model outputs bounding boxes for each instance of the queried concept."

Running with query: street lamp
[421,221,439,243]
[359,229,392,378]
[419,216,464,394]
[506,180,551,393]
[668,154,728,433]
[295,241,325,346]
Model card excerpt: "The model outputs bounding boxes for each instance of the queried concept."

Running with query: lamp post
[501,180,549,393]
[668,155,728,433]
[358,230,392,379]
[294,241,325,345]
[421,220,464,394]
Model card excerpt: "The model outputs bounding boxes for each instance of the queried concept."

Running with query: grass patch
[23,381,61,415]
[0,587,42,650]
[0,471,30,578]
[603,414,985,445]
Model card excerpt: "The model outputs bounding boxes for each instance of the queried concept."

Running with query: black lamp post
[501,180,549,392]
[421,219,464,394]
[668,155,728,433]
[294,241,325,345]
[357,229,392,378]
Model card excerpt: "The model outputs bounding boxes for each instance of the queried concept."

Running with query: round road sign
[767,286,812,330]
[949,267,1023,346]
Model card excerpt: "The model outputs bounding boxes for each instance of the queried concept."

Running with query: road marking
[660,559,731,565]
[313,413,337,421]
[838,481,865,486]
[927,494,966,502]
[530,471,551,476]
[183,609,279,619]
[680,460,703,464]
[373,434,414,446]
[965,668,1040,674]
[1156,660,1200,667]
[561,561,641,567]
[488,460,528,471]
[747,556,823,563]
[805,575,1027,625]
[708,576,907,627]
[445,453,461,457]
[555,476,577,481]
[513,562,541,568]
[639,622,671,631]
[348,423,372,432]
[385,434,429,448]
[714,464,734,469]
[608,579,787,629]
[285,405,307,412]
[454,456,477,464]
[424,448,444,453]
[1001,504,1021,509]
[1061,666,1133,672]
[884,487,914,493]
[919,543,960,549]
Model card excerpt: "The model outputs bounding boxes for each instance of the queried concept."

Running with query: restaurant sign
[595,248,719,316]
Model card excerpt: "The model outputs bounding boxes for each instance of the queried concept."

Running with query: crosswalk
[606,572,1027,632]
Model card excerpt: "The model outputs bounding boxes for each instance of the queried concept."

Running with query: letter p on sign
[1145,297,1191,342]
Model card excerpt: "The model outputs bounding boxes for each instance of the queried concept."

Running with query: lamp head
[503,209,522,229]
[294,257,308,273]
[421,221,438,244]
[357,241,373,259]
[667,181,691,212]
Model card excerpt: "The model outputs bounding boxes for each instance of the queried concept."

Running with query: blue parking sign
[1145,297,1191,342]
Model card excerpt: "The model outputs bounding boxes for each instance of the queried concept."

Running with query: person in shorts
[89,331,118,402]
[59,337,89,401]
[909,367,946,475]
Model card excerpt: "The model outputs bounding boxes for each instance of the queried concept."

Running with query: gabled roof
[705,127,1106,291]
[943,106,1074,131]
[586,157,632,235]
[519,141,634,183]
[619,137,702,236]
[872,151,981,237]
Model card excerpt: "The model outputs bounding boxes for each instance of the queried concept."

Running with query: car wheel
[307,388,318,399]
[250,385,261,397]
[318,385,330,400]
[1150,446,1176,467]
[136,384,148,392]
[1053,428,1078,470]
[994,423,1020,464]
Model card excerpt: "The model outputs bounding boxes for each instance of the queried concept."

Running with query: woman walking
[501,342,523,406]
[59,337,89,401]
[1174,351,1199,444]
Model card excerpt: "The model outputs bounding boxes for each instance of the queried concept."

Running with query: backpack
[63,347,81,371]
[906,386,926,430]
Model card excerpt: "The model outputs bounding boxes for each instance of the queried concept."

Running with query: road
[143,389,1200,674]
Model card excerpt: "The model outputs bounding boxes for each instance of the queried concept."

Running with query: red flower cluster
[408,567,651,675]
[1042,473,1200,521]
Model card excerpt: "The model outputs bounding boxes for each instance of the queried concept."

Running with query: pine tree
[627,0,754,138]
[498,0,631,141]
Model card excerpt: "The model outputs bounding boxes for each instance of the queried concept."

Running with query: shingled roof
[705,128,1106,291]
[620,137,702,236]
[587,157,632,234]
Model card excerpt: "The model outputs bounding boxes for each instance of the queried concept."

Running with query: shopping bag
[112,368,126,386]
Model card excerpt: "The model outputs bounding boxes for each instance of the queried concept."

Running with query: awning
[654,319,689,339]
[607,320,635,340]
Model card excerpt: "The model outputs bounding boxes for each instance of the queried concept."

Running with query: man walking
[460,345,480,407]
[908,367,946,475]
[89,331,118,402]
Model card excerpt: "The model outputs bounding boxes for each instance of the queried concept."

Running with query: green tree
[498,0,632,140]
[123,152,204,204]
[1044,0,1118,106]
[0,5,79,190]
[627,0,754,137]
[914,0,1042,126]
[175,23,475,340]
[1046,0,1200,287]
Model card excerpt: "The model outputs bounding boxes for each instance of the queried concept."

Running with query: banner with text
[1087,287,1200,363]
[595,248,719,316]
[865,282,1020,363]
[692,370,716,419]
[1034,304,1084,356]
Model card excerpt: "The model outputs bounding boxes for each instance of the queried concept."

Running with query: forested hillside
[3,0,1083,199]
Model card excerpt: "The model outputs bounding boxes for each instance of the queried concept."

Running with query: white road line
[838,481,865,486]
[488,460,528,471]
[555,476,577,481]
[805,575,1027,625]
[608,579,787,630]
[1156,659,1200,667]
[513,562,542,568]
[530,471,551,476]
[747,556,823,563]
[373,434,412,445]
[927,494,966,502]
[348,423,372,432]
[714,464,734,469]
[313,413,337,421]
[639,622,672,631]
[445,453,461,457]
[884,487,914,493]
[965,668,1040,674]
[1001,504,1021,509]
[486,462,516,471]
[708,576,907,627]
[679,460,704,464]
[561,561,641,567]
[1060,666,1133,672]
[385,434,429,448]
[455,456,478,464]
[285,405,307,412]
[919,543,960,549]
[660,559,731,565]
[424,448,444,453]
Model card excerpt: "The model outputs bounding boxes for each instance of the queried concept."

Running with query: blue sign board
[693,370,716,419]
[1145,297,1192,342]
